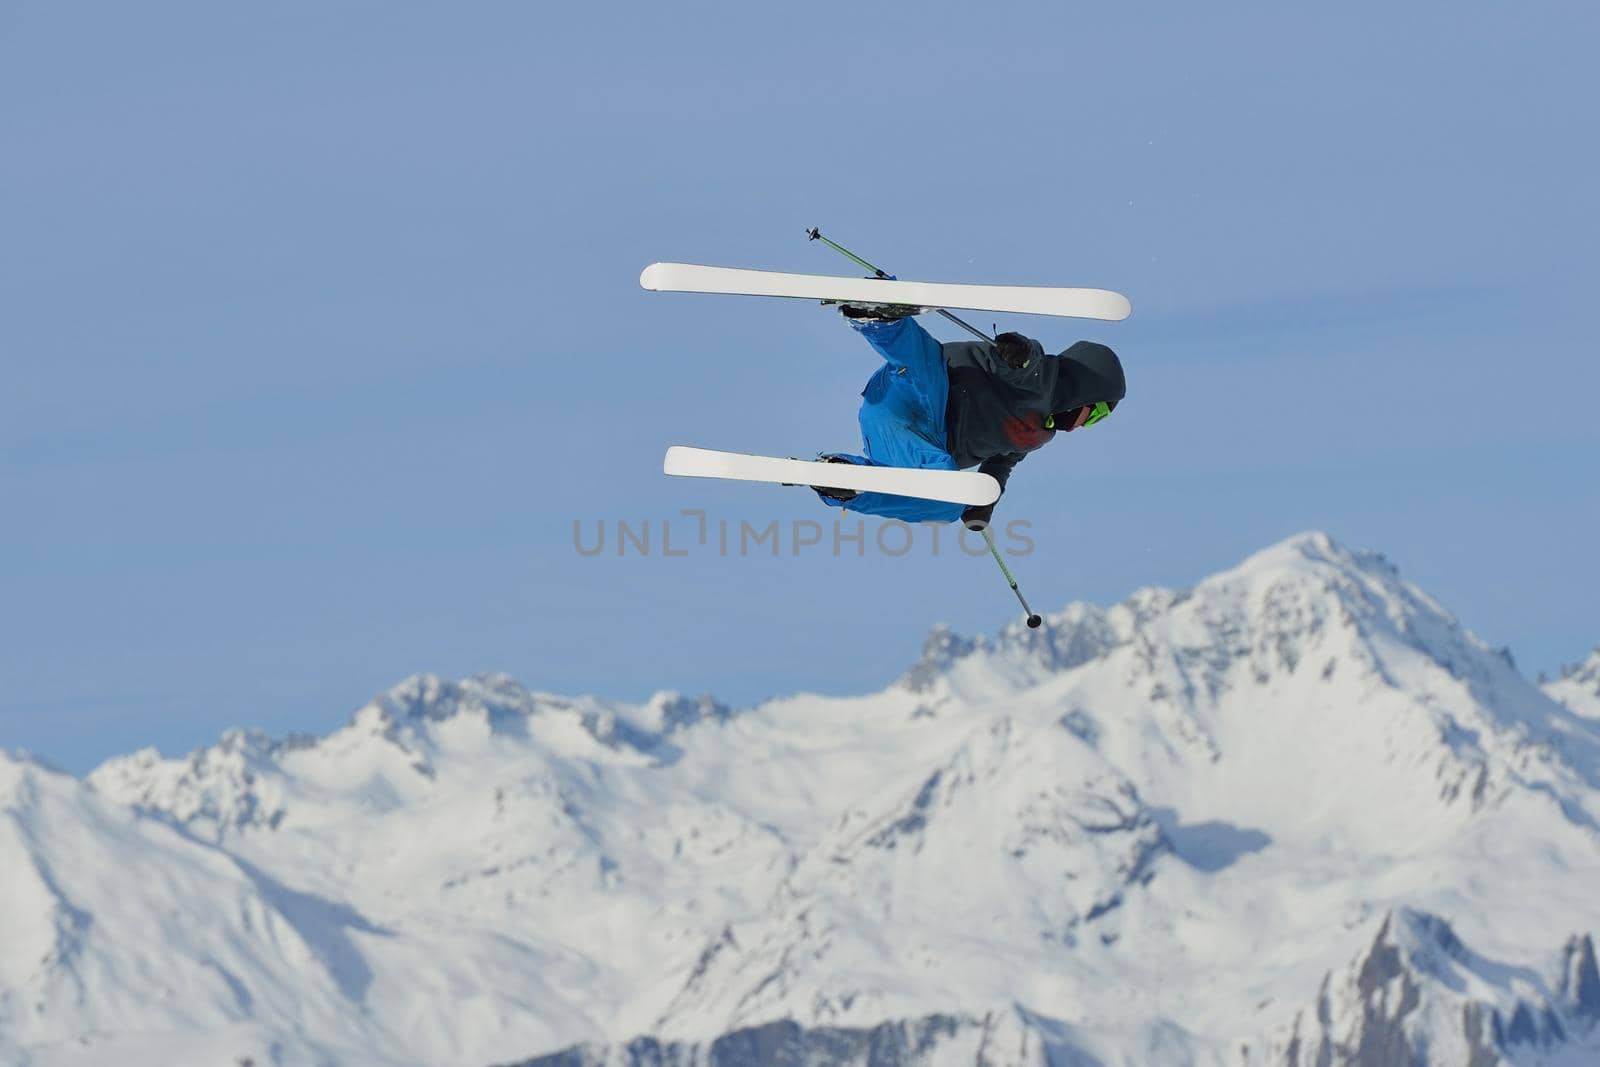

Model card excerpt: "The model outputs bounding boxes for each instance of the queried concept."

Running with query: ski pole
[807,227,1039,626]
[806,227,995,345]
[982,526,1043,629]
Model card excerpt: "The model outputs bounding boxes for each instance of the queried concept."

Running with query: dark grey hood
[1050,341,1126,414]
[939,332,1128,492]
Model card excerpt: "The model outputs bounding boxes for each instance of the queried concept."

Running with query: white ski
[663,446,1000,506]
[639,262,1132,322]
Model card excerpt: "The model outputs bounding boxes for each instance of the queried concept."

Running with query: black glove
[961,502,994,531]
[993,332,1033,369]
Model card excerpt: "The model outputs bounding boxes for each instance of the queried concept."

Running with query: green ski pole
[806,228,995,345]
[982,526,1043,629]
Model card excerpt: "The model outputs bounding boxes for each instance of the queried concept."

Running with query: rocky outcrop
[504,1010,1100,1067]
[1273,910,1600,1066]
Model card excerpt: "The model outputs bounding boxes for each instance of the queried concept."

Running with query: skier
[812,305,1126,529]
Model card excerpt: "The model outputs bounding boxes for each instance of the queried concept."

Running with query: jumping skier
[811,305,1127,529]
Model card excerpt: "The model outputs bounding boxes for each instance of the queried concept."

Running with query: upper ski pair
[639,261,1131,324]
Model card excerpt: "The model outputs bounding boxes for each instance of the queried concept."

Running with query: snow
[4,531,1599,1066]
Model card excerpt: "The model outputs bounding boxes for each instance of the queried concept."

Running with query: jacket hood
[1050,341,1126,413]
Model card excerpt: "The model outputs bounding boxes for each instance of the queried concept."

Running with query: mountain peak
[1246,528,1349,566]
[1555,647,1600,691]
[902,530,1479,696]
[0,749,69,804]
[359,672,541,732]
[1204,529,1416,601]
[1545,646,1600,719]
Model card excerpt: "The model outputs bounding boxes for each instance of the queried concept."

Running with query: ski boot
[834,303,921,323]
[809,454,860,503]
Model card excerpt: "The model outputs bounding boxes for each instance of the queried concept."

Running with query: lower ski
[663,446,1000,506]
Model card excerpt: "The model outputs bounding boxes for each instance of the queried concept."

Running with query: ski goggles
[1047,401,1113,432]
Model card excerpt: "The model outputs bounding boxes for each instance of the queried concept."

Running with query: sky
[3,1,1598,773]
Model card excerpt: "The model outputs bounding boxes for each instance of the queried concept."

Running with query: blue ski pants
[816,317,966,523]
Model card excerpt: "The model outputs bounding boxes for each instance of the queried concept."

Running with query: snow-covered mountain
[4,532,1600,1067]
[1547,647,1600,721]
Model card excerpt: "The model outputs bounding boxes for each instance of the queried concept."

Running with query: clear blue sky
[4,2,1597,773]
